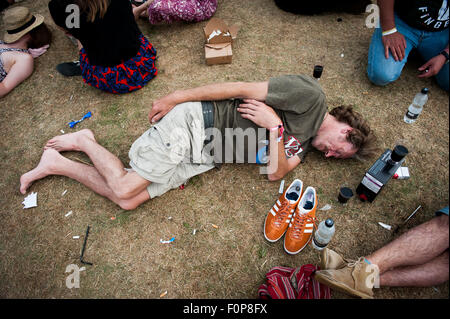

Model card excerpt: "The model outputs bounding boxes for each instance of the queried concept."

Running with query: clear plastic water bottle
[404,88,429,124]
[312,218,335,251]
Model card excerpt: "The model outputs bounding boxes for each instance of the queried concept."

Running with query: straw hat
[2,6,44,43]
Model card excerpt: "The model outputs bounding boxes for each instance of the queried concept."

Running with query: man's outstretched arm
[148,81,269,123]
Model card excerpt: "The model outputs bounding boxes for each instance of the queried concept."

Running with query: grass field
[0,0,448,299]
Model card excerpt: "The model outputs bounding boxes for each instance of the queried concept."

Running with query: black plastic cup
[391,145,409,162]
[338,187,353,203]
[313,65,323,79]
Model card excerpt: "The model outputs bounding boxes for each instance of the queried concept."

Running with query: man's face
[311,127,357,159]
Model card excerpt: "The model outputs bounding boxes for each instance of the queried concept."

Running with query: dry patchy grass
[0,0,448,299]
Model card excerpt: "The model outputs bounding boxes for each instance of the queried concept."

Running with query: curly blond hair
[329,106,378,160]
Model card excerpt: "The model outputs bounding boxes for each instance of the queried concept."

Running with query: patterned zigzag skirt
[79,34,157,94]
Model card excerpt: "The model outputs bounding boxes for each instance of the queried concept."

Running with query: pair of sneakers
[264,179,317,254]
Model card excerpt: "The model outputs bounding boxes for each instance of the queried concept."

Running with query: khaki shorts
[128,102,214,198]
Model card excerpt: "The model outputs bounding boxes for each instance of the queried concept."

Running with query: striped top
[0,40,29,82]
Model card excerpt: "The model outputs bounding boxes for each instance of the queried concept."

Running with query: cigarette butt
[278,180,285,194]
[65,210,73,217]
[79,267,86,272]
[72,236,80,239]
[212,224,219,229]
[110,216,116,220]
[160,291,167,298]
[60,130,65,134]
[61,190,68,196]
[192,229,197,235]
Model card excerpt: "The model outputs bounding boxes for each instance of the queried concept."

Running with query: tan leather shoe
[319,248,355,270]
[314,257,377,299]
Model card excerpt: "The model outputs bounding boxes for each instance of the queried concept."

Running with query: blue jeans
[367,15,449,92]
[436,206,449,217]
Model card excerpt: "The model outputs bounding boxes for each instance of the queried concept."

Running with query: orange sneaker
[264,179,303,242]
[284,186,317,254]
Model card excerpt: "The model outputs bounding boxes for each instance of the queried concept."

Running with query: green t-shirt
[208,75,327,164]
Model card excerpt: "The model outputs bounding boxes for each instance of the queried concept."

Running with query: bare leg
[20,148,150,210]
[45,129,150,199]
[380,251,449,287]
[366,215,449,274]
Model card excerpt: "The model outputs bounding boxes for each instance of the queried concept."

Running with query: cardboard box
[203,18,238,65]
[205,42,232,65]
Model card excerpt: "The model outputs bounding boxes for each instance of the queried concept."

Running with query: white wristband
[382,27,397,36]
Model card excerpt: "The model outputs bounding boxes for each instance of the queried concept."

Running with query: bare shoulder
[12,51,34,71]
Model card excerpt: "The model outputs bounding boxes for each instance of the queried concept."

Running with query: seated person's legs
[315,208,449,297]
[416,29,449,92]
[367,16,417,86]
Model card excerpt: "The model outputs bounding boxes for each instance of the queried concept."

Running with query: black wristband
[440,50,449,64]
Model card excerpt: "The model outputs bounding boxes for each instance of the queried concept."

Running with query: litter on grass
[61,190,68,196]
[319,204,332,211]
[378,222,392,230]
[160,237,175,244]
[65,210,73,217]
[68,111,92,128]
[22,192,37,209]
[160,291,168,298]
[192,229,197,235]
[212,224,219,229]
[73,236,80,239]
[278,179,285,194]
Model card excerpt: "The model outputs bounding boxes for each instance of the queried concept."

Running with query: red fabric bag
[258,264,331,299]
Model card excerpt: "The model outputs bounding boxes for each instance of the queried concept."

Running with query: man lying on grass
[20,75,377,210]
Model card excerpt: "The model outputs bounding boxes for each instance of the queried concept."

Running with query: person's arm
[0,54,34,98]
[418,44,449,78]
[377,0,406,61]
[237,99,301,181]
[132,0,152,20]
[266,129,301,181]
[148,81,269,123]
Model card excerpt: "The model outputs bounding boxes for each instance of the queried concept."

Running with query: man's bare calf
[20,129,151,210]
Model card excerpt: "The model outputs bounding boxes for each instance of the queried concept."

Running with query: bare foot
[20,149,64,194]
[44,129,95,152]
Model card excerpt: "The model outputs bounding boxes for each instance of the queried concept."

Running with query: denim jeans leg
[367,15,423,86]
[367,27,415,86]
[434,62,449,92]
[416,29,449,92]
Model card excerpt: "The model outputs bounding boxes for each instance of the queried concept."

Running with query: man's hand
[237,99,281,129]
[418,54,447,78]
[148,94,178,123]
[382,31,407,61]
